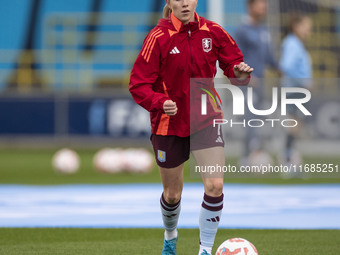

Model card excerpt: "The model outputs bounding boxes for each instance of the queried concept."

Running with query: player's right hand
[163,100,177,116]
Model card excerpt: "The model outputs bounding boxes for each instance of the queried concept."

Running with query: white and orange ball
[216,238,258,255]
[123,148,154,173]
[52,148,80,174]
[93,148,124,173]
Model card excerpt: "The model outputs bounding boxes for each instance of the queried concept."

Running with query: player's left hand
[233,62,254,80]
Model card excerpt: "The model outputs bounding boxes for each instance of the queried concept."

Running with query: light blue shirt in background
[280,34,312,88]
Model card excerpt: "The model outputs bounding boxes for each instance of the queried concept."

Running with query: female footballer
[280,13,313,168]
[129,0,253,254]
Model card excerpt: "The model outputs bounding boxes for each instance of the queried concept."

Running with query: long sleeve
[129,29,170,112]
[215,25,250,85]
[233,27,249,62]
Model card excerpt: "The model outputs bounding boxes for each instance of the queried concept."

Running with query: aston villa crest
[202,38,212,52]
[157,150,166,163]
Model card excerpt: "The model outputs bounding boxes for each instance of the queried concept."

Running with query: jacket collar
[170,12,201,32]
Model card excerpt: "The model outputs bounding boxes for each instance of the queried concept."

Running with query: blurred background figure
[280,13,313,168]
[234,0,279,165]
[234,0,278,78]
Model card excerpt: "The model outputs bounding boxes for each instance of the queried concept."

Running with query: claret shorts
[151,124,225,168]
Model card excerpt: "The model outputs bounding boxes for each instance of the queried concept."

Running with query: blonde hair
[163,4,172,18]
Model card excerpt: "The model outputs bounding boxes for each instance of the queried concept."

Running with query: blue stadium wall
[0,0,248,139]
[0,0,251,50]
[0,0,210,50]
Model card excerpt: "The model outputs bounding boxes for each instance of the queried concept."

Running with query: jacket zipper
[188,28,193,78]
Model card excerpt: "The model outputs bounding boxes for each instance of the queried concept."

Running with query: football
[123,148,154,173]
[52,148,80,174]
[215,238,258,255]
[93,148,125,173]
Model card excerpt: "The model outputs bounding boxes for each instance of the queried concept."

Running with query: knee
[205,180,224,196]
[163,189,182,204]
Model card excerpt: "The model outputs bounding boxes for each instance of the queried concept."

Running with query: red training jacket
[129,12,249,137]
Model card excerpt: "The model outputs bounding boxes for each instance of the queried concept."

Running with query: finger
[164,105,177,111]
[166,110,177,116]
[164,104,176,109]
[242,66,251,73]
[239,67,246,72]
[239,64,247,71]
[164,103,176,107]
[164,102,175,107]
[165,105,177,111]
[167,107,178,115]
[244,65,250,70]
[243,67,254,73]
[171,107,178,113]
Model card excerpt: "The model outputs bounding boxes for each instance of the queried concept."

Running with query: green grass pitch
[0,148,339,184]
[0,148,339,254]
[0,228,339,254]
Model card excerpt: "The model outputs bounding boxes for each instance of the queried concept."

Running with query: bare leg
[192,147,225,196]
[159,163,184,204]
[192,147,225,255]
